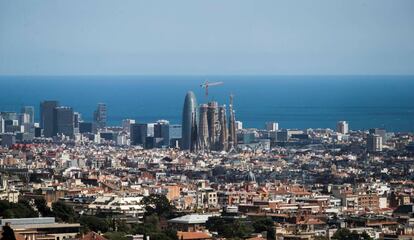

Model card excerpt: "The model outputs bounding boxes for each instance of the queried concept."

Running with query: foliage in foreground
[0,194,178,240]
[332,228,373,240]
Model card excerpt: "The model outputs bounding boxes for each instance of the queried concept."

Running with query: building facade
[130,123,147,146]
[94,103,107,129]
[181,91,198,151]
[54,107,74,137]
[367,134,383,152]
[40,100,59,137]
[337,121,349,134]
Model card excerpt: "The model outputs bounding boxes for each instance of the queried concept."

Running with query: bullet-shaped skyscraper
[181,91,198,151]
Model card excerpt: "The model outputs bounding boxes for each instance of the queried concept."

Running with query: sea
[0,75,413,132]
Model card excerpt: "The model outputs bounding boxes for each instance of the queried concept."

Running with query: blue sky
[0,0,413,75]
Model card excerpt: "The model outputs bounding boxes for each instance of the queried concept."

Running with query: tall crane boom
[200,80,223,97]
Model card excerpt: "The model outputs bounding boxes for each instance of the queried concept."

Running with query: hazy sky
[1,0,413,75]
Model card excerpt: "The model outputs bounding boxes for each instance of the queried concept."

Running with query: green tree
[206,216,226,232]
[132,214,160,235]
[163,229,179,240]
[80,216,110,233]
[34,198,53,217]
[141,194,174,218]
[332,229,373,240]
[104,232,128,240]
[252,218,275,240]
[206,217,253,239]
[0,200,37,218]
[114,219,131,233]
[131,214,177,240]
[0,200,11,216]
[332,229,353,240]
[227,219,254,239]
[52,201,76,222]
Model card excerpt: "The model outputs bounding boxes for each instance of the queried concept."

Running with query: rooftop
[168,214,215,224]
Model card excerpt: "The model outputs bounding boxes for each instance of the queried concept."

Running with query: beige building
[0,218,80,240]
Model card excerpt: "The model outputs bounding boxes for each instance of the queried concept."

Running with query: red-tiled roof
[177,231,212,240]
[81,232,108,240]
[246,236,266,240]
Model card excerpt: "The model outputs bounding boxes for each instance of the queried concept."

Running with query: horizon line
[1,73,414,78]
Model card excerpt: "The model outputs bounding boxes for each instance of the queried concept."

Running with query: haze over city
[1,0,414,75]
[1,2,414,240]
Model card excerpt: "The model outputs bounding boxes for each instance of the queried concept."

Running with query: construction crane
[200,80,223,97]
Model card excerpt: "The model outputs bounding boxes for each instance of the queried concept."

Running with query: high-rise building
[19,113,32,133]
[169,124,182,147]
[369,128,386,141]
[367,134,383,152]
[207,101,219,150]
[0,116,4,134]
[93,103,107,129]
[218,105,228,151]
[79,122,94,133]
[40,100,59,137]
[265,122,279,132]
[73,112,81,128]
[240,129,257,144]
[122,119,136,132]
[145,136,164,149]
[190,111,198,152]
[154,120,170,147]
[19,113,31,125]
[4,120,19,133]
[228,94,237,150]
[147,123,155,137]
[182,92,236,152]
[198,104,209,151]
[1,133,16,147]
[21,106,35,124]
[116,132,128,146]
[0,112,18,121]
[34,127,42,137]
[54,106,74,137]
[181,91,198,151]
[100,131,116,141]
[235,121,243,130]
[336,121,349,134]
[130,123,147,146]
[73,112,81,134]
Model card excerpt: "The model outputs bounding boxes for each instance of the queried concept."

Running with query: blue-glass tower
[181,91,198,151]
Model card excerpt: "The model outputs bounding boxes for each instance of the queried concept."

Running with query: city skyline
[0,91,392,156]
[0,75,413,132]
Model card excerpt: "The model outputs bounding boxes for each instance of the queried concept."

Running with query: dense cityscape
[1,0,414,239]
[1,88,414,240]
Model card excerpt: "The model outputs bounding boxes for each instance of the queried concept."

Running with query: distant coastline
[1,75,413,132]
